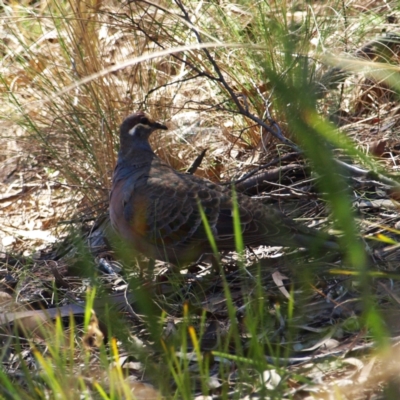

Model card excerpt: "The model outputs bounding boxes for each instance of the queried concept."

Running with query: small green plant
[1,0,400,398]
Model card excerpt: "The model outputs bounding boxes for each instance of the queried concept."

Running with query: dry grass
[1,0,400,398]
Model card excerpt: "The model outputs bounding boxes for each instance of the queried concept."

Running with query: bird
[109,112,338,267]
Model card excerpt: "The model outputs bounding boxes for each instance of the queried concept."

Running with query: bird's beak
[151,121,168,131]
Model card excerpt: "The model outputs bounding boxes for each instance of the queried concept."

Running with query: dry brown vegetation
[1,0,400,398]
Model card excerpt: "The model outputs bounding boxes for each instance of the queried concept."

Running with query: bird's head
[119,112,168,158]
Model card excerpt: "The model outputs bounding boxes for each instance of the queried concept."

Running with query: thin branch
[173,0,298,149]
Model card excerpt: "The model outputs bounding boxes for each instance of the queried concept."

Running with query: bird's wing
[119,163,334,252]
[186,175,335,250]
[121,167,220,249]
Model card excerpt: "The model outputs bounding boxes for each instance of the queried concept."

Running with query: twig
[221,152,300,186]
[335,159,400,187]
[172,0,298,149]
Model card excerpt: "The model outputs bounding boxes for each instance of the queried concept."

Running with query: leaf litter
[1,1,400,398]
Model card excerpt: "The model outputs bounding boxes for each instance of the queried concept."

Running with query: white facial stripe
[128,126,137,136]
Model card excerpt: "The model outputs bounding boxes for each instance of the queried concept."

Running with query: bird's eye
[140,117,150,125]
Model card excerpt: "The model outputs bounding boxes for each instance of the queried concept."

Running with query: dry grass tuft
[2,0,400,398]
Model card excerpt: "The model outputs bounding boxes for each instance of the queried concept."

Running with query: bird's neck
[117,144,157,168]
